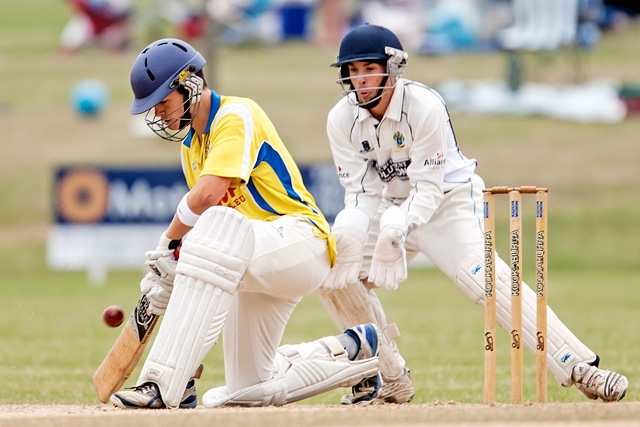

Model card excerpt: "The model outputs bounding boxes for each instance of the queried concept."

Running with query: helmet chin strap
[180,100,192,129]
[359,76,389,110]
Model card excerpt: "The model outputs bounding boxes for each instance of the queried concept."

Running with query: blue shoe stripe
[365,324,378,356]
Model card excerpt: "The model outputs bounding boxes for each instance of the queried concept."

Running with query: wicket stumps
[483,186,548,404]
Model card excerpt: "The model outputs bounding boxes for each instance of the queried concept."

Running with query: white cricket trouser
[222,215,331,393]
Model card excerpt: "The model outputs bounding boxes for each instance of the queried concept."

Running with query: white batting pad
[317,283,406,381]
[138,207,255,408]
[456,251,596,386]
[177,207,255,292]
[202,336,379,407]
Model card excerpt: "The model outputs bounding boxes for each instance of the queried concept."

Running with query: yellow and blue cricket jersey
[180,91,336,265]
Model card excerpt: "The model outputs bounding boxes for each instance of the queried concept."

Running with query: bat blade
[93,294,158,403]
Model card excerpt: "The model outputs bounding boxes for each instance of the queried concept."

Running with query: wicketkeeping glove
[367,206,408,291]
[320,208,370,291]
[321,227,368,290]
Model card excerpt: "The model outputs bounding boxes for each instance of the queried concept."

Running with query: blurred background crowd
[58,0,640,124]
[59,0,640,54]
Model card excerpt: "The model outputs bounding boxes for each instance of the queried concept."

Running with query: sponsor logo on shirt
[337,165,350,179]
[393,131,405,147]
[218,186,246,208]
[424,152,446,168]
[375,158,411,182]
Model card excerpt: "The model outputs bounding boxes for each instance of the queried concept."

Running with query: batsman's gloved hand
[145,232,181,288]
[368,206,408,291]
[321,227,368,291]
[140,272,172,316]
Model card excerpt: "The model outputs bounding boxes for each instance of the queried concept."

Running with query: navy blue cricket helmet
[331,24,408,109]
[331,24,404,68]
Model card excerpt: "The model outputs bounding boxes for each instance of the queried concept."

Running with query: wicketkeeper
[318,23,628,405]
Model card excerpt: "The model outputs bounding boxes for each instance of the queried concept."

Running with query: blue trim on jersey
[247,142,310,215]
[183,128,195,147]
[183,91,221,148]
[246,178,277,214]
[204,90,221,134]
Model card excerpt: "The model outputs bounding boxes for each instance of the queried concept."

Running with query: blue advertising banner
[48,163,347,284]
[53,166,188,225]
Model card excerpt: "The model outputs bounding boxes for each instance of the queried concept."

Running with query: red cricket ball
[102,305,125,328]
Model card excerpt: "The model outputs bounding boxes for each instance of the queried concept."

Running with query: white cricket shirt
[327,78,477,230]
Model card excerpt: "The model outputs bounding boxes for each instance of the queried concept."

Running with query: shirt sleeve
[401,102,450,230]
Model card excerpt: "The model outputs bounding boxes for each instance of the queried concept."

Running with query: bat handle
[169,238,181,259]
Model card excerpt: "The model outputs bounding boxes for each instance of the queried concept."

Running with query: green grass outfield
[1,0,639,408]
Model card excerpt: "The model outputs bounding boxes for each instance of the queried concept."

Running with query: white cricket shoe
[341,368,415,405]
[110,379,198,409]
[572,362,628,402]
[111,382,166,409]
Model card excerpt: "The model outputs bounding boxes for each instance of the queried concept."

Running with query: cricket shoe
[344,323,380,360]
[572,359,628,402]
[341,368,415,405]
[340,323,383,403]
[110,379,198,409]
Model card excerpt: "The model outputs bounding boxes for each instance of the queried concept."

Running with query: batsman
[109,38,382,409]
[317,24,628,405]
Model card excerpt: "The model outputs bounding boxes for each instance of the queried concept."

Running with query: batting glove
[140,272,172,316]
[368,206,408,291]
[145,232,181,287]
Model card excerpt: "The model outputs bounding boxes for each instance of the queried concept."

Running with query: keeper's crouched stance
[111,207,381,409]
[320,24,628,405]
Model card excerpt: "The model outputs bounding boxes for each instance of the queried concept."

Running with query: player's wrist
[379,206,408,236]
[333,208,370,234]
[158,231,182,251]
[176,193,200,227]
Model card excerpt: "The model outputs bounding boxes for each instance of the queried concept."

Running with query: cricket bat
[93,294,159,403]
[93,244,181,403]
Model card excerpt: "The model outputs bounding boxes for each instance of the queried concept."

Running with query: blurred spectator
[207,0,281,45]
[137,0,208,44]
[316,0,348,47]
[351,0,425,51]
[207,0,325,46]
[600,0,640,30]
[59,0,132,52]
[419,0,482,55]
[603,0,640,15]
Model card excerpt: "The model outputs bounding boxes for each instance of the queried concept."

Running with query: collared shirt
[327,78,477,230]
[181,91,336,264]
